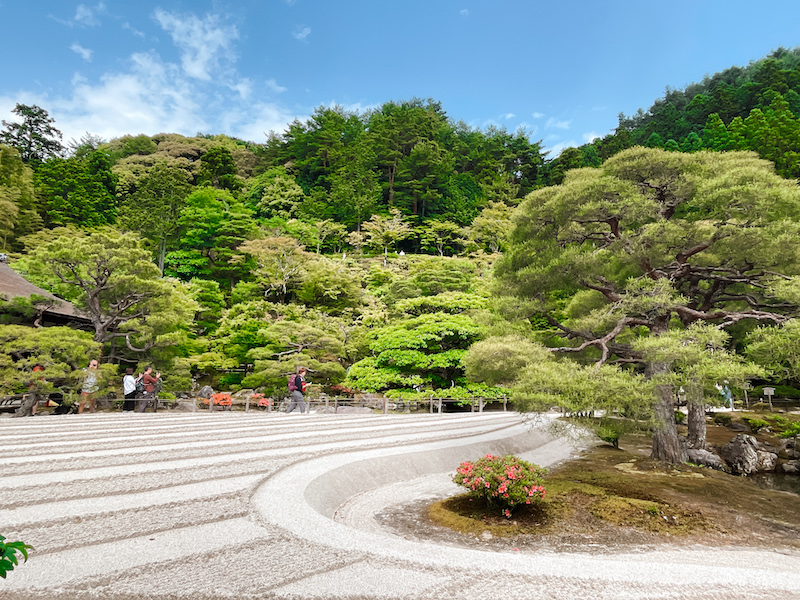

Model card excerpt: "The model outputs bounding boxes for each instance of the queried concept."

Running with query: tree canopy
[496,147,800,462]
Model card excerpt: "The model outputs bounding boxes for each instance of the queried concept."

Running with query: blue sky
[2,1,800,157]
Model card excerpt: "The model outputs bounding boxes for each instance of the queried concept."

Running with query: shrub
[674,410,686,424]
[452,454,546,517]
[713,414,733,426]
[743,418,769,434]
[778,422,800,440]
[597,426,621,449]
[201,393,232,406]
[0,535,32,578]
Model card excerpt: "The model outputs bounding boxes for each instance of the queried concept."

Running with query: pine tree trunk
[646,317,686,464]
[158,237,166,276]
[686,383,707,449]
[649,373,686,463]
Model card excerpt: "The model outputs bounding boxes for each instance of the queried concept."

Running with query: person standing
[79,359,100,413]
[286,367,307,413]
[137,366,161,413]
[122,368,137,412]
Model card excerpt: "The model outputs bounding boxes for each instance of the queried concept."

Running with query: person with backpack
[286,367,307,414]
[137,366,161,413]
[122,367,137,412]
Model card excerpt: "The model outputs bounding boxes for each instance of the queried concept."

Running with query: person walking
[137,366,161,413]
[122,368,137,412]
[286,367,307,413]
[79,359,100,413]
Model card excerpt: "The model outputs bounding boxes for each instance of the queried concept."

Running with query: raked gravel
[1,410,798,599]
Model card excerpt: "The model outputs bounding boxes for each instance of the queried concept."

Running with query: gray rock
[780,460,800,475]
[728,422,749,432]
[175,401,198,412]
[756,451,778,472]
[720,434,760,475]
[230,389,255,405]
[779,439,799,460]
[197,385,215,399]
[686,448,726,471]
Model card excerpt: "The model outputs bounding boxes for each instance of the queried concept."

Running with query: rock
[720,434,760,475]
[230,389,255,404]
[197,385,215,399]
[756,451,778,472]
[686,449,726,471]
[779,439,799,460]
[780,460,800,475]
[480,530,493,541]
[315,406,336,414]
[727,422,749,432]
[175,401,198,412]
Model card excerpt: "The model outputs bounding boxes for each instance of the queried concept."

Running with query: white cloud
[153,9,238,81]
[70,43,93,62]
[582,131,601,143]
[547,139,579,157]
[123,22,146,38]
[292,26,311,41]
[230,79,253,100]
[460,9,469,17]
[503,112,515,120]
[531,112,545,119]
[223,102,304,142]
[74,3,104,27]
[545,117,571,130]
[266,78,288,94]
[2,9,308,146]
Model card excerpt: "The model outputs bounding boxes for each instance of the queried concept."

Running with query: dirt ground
[376,420,800,555]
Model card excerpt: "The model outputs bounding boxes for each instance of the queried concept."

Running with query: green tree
[497,147,800,463]
[117,161,191,273]
[345,312,484,393]
[240,236,311,302]
[0,104,63,165]
[417,220,465,256]
[362,209,412,264]
[467,201,515,253]
[244,167,305,219]
[15,229,196,352]
[197,146,241,191]
[167,187,257,285]
[0,144,39,251]
[34,151,117,228]
[0,325,103,399]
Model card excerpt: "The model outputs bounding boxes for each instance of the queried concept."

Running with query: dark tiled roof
[0,262,87,319]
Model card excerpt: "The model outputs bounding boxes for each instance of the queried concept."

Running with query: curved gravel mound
[1,411,798,599]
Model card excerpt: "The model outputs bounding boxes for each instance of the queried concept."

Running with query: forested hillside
[3,49,800,463]
[545,46,800,181]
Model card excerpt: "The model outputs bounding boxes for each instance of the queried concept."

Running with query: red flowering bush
[252,393,272,408]
[452,454,547,517]
[201,393,233,406]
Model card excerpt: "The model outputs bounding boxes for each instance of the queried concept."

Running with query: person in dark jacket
[286,367,307,413]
